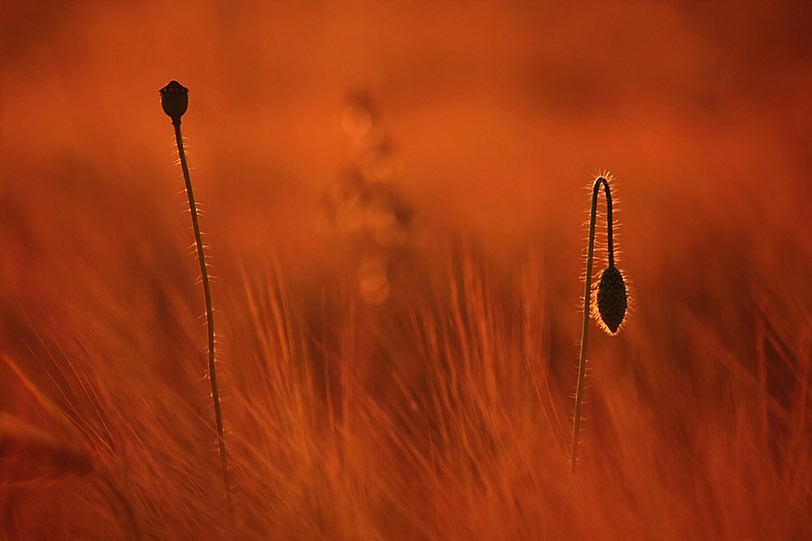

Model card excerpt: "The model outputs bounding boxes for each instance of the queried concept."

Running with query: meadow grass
[0,137,808,540]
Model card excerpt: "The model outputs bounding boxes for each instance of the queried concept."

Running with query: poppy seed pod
[572,174,629,473]
[160,80,188,121]
[161,81,232,511]
[596,265,627,334]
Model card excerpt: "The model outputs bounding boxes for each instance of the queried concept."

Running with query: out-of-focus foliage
[0,2,809,539]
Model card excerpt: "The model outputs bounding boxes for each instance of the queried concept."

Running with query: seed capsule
[160,80,188,121]
[596,265,627,334]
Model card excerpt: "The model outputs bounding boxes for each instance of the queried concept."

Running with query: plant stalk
[570,176,613,473]
[172,119,232,512]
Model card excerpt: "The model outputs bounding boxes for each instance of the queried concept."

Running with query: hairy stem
[570,176,612,473]
[172,119,232,512]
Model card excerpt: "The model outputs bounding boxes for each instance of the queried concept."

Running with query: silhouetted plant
[570,174,628,473]
[159,80,231,511]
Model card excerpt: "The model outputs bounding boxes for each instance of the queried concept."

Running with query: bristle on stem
[161,80,232,515]
[570,174,629,474]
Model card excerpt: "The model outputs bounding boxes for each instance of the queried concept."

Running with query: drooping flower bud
[160,80,188,122]
[596,265,627,334]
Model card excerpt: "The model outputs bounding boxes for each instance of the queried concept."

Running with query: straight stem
[172,120,232,512]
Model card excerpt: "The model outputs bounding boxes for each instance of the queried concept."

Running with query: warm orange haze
[1,2,810,539]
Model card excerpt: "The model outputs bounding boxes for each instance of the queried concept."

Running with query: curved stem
[172,119,232,513]
[570,176,612,473]
[602,178,615,268]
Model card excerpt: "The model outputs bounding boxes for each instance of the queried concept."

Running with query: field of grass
[1,2,810,540]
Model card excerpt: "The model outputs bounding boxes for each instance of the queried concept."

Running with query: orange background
[1,2,810,540]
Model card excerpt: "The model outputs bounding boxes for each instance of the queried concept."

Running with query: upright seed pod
[570,174,629,473]
[160,80,188,123]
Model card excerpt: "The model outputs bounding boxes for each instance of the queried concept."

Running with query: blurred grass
[1,1,811,539]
